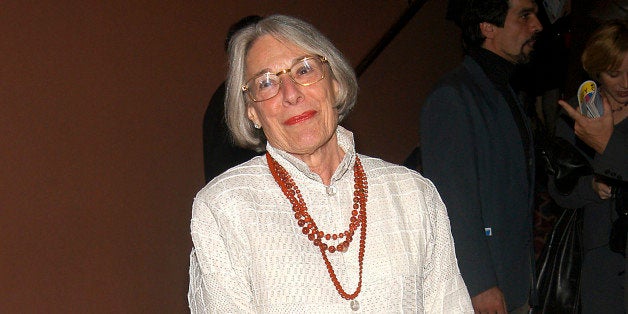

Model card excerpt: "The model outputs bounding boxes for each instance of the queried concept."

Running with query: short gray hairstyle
[224,14,358,152]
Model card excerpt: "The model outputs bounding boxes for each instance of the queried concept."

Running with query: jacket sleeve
[593,126,627,182]
[420,85,497,297]
[188,199,254,314]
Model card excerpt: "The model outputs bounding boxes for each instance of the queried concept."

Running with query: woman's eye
[258,80,273,89]
[607,71,620,78]
[256,75,277,90]
[295,64,315,76]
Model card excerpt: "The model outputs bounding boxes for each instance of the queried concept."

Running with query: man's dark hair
[224,15,263,52]
[461,0,510,52]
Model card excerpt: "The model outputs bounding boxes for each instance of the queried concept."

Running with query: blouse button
[350,300,360,311]
[326,185,337,196]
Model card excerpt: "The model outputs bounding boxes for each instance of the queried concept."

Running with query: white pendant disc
[350,299,360,311]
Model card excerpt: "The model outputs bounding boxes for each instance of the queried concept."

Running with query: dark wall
[0,1,461,312]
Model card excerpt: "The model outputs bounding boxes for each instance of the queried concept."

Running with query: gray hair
[224,14,358,152]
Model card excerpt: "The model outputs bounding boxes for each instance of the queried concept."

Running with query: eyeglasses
[242,56,328,102]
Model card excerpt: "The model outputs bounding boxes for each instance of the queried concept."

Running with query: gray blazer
[420,56,536,310]
[594,121,627,182]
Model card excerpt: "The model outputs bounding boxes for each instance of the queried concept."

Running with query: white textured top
[189,126,473,313]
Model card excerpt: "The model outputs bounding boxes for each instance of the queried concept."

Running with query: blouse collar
[265,126,356,185]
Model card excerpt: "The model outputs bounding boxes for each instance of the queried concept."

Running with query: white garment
[189,127,472,313]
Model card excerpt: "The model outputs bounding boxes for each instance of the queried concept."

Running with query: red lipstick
[284,110,316,125]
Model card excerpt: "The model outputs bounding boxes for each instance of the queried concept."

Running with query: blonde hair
[224,14,358,152]
[582,20,628,81]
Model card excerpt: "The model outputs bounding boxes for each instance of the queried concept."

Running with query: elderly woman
[188,14,472,313]
[554,20,628,313]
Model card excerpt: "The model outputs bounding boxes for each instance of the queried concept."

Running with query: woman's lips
[284,110,316,125]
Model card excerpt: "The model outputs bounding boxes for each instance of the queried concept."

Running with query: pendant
[350,299,360,311]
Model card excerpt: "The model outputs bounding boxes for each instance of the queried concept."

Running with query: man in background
[420,0,542,312]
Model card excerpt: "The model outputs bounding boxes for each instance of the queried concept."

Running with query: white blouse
[189,126,472,313]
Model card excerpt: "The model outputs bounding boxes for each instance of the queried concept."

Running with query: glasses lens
[248,72,280,101]
[290,57,325,86]
[244,56,326,102]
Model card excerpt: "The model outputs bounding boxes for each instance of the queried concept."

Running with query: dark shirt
[470,48,533,181]
[469,48,516,98]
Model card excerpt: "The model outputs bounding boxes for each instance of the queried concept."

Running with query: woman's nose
[279,77,304,105]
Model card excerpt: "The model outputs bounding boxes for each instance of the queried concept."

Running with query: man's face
[483,0,543,64]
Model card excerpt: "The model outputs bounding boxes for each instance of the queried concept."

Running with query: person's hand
[471,286,507,314]
[558,99,614,154]
[592,177,612,200]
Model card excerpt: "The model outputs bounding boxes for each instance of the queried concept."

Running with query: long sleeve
[188,199,254,313]
[593,123,627,181]
[549,174,604,209]
[421,179,474,313]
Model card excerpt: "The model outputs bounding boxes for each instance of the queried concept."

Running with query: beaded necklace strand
[266,153,368,301]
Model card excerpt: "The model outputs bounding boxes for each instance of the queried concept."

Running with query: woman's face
[245,35,340,156]
[600,52,628,106]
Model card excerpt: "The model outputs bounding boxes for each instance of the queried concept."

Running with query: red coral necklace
[266,153,368,302]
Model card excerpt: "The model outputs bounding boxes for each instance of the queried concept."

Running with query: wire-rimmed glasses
[242,56,328,102]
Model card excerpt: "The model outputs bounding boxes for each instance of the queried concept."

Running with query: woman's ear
[246,105,260,127]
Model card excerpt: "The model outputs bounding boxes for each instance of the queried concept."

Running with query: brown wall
[0,1,461,312]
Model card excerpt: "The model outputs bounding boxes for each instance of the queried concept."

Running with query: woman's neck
[612,106,628,124]
[292,134,345,185]
[601,89,628,124]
